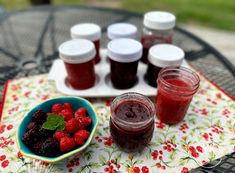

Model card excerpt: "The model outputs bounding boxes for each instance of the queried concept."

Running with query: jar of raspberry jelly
[141,11,176,63]
[107,23,138,40]
[59,39,96,90]
[107,38,142,89]
[70,23,101,64]
[146,44,184,87]
[110,92,155,152]
[156,67,200,124]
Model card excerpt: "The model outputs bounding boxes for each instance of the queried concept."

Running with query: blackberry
[26,122,40,132]
[32,109,47,124]
[32,141,44,155]
[22,126,41,147]
[39,127,54,139]
[39,138,60,157]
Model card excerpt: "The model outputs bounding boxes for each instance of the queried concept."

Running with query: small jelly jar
[70,23,101,64]
[156,66,200,124]
[107,38,142,89]
[107,23,138,40]
[141,11,176,63]
[146,44,184,87]
[59,39,96,90]
[110,92,155,152]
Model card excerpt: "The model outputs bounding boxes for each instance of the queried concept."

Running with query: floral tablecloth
[0,74,234,173]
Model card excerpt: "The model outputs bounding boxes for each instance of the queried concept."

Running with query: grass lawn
[0,0,235,32]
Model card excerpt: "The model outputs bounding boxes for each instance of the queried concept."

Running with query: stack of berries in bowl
[22,102,92,157]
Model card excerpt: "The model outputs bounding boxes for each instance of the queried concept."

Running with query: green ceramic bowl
[16,97,98,163]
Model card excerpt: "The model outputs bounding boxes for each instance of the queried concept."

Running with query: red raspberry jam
[64,59,95,89]
[110,92,155,152]
[59,39,96,90]
[156,67,200,124]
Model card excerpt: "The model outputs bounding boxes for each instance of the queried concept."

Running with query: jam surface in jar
[110,99,154,152]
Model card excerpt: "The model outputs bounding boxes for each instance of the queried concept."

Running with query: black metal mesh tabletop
[0,5,234,173]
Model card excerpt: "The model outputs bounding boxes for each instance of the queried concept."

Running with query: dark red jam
[110,59,139,89]
[110,100,154,152]
[93,39,100,64]
[146,63,162,87]
[64,59,95,90]
[141,35,173,64]
[156,79,193,124]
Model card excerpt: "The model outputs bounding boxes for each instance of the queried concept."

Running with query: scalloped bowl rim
[16,97,98,163]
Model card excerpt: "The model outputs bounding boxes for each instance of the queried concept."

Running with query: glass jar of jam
[59,39,96,90]
[110,92,155,152]
[70,23,101,64]
[156,66,200,124]
[146,44,184,87]
[141,11,176,63]
[107,23,138,40]
[107,38,142,89]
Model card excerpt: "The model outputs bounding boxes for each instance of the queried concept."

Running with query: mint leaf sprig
[42,114,65,131]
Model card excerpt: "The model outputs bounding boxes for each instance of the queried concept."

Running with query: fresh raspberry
[65,118,81,134]
[60,109,74,121]
[64,103,73,112]
[60,137,77,152]
[51,104,64,113]
[74,129,90,145]
[75,108,87,118]
[53,131,70,141]
[81,117,92,126]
